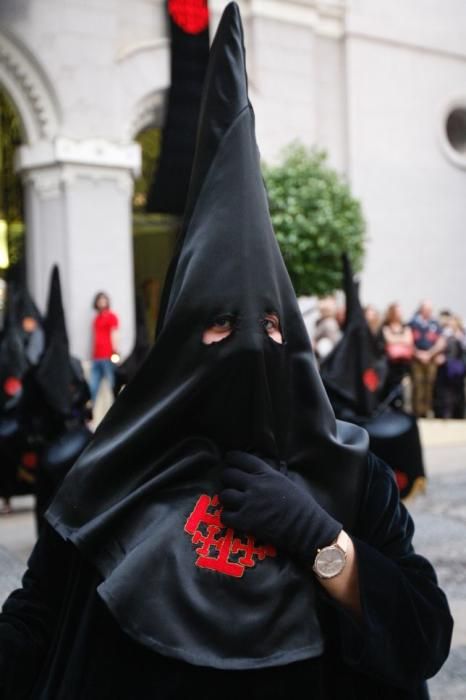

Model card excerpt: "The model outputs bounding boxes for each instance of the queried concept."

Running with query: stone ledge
[419,419,466,447]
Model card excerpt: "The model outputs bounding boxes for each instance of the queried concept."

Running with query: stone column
[16,137,141,359]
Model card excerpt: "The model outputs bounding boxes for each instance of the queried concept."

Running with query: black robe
[0,454,452,699]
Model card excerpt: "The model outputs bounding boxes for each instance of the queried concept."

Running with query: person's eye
[212,315,233,330]
[263,317,278,331]
[202,314,236,345]
[262,314,283,344]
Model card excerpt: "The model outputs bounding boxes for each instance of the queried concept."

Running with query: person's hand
[415,349,429,364]
[220,451,342,565]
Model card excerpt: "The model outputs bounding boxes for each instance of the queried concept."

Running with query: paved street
[409,444,466,700]
[1,425,466,698]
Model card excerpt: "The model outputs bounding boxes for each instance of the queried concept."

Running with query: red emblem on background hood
[394,470,409,491]
[168,0,209,34]
[3,376,22,396]
[22,452,38,469]
[185,494,276,578]
[362,368,379,393]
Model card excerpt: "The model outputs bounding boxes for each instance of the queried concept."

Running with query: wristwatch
[312,530,349,580]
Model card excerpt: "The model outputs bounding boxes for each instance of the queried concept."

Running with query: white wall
[346,0,466,320]
[211,0,347,168]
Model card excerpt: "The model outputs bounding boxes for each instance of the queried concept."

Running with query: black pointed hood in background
[34,266,74,417]
[48,4,368,670]
[320,255,386,418]
[10,263,42,324]
[146,0,210,215]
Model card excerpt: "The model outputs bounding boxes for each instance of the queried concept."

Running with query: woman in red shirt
[90,292,119,404]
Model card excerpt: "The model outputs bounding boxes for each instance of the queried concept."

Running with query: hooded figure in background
[146,0,210,215]
[28,266,92,526]
[320,256,426,500]
[7,261,45,368]
[319,255,387,419]
[0,284,32,509]
[0,5,452,699]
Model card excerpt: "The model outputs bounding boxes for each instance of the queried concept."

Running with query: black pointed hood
[10,261,42,323]
[34,266,74,417]
[320,255,386,417]
[47,4,368,670]
[155,1,247,333]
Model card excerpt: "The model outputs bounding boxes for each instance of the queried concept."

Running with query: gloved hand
[220,451,342,565]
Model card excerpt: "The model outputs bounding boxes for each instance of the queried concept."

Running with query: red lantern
[168,0,209,34]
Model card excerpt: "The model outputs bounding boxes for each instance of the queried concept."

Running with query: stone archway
[0,30,60,313]
[129,89,168,143]
[0,30,60,145]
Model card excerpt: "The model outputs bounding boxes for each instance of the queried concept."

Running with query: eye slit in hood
[261,312,283,344]
[202,312,238,344]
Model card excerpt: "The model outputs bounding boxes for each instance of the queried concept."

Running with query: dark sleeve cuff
[320,536,453,689]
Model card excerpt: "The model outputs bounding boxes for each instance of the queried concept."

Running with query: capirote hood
[47,3,368,670]
[34,265,74,417]
[320,254,387,418]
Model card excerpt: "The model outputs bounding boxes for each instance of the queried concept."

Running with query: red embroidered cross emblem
[184,494,277,578]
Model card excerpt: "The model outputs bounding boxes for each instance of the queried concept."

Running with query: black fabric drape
[0,454,452,699]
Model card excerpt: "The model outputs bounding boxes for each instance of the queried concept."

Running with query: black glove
[220,451,342,565]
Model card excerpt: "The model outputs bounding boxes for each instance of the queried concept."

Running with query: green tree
[263,144,365,296]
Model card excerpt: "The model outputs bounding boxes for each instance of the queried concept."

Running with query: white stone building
[0,0,465,356]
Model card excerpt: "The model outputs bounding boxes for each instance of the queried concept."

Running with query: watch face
[315,545,346,579]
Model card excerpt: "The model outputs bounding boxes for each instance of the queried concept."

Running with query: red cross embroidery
[184,494,277,578]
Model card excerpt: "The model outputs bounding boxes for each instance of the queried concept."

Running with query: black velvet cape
[0,454,452,699]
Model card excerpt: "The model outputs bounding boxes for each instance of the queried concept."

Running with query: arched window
[446,108,466,156]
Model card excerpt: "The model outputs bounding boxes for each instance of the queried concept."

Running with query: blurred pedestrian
[434,311,466,419]
[381,303,414,407]
[364,304,381,336]
[313,296,342,362]
[409,300,445,417]
[89,292,119,404]
[364,304,385,355]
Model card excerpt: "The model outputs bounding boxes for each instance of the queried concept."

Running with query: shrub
[263,144,366,296]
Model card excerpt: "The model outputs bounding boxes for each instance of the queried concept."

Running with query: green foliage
[263,144,365,297]
[133,127,161,211]
[0,89,25,271]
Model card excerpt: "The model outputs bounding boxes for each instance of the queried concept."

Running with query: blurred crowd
[314,298,466,420]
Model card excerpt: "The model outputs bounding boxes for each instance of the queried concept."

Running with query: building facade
[0,0,465,356]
